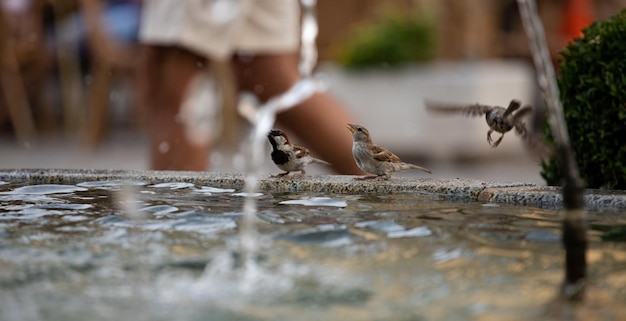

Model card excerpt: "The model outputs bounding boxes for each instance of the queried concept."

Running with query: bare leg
[232,53,365,175]
[137,46,210,171]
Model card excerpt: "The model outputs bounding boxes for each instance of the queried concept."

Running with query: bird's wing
[502,99,522,117]
[424,100,493,117]
[293,145,311,159]
[371,145,402,163]
[515,122,553,159]
[512,110,553,159]
[509,105,533,124]
[514,122,528,139]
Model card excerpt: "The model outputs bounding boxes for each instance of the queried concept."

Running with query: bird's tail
[312,158,331,166]
[403,163,432,174]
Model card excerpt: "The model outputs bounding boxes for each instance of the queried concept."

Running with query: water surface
[0,181,625,320]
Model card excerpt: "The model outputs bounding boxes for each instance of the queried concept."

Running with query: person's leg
[137,46,210,171]
[232,53,364,175]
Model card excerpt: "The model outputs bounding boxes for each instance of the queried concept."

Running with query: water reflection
[0,182,625,320]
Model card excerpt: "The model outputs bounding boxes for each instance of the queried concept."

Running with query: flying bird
[424,99,536,148]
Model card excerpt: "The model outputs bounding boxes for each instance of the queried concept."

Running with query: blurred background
[0,0,624,184]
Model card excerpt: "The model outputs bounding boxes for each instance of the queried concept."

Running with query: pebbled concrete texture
[0,168,625,211]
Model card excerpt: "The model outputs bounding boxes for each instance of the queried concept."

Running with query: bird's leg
[487,129,494,146]
[271,172,290,178]
[377,174,391,180]
[292,170,305,178]
[491,133,505,148]
[354,175,379,180]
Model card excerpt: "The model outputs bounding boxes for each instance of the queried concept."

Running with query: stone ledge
[0,169,624,210]
[478,185,626,211]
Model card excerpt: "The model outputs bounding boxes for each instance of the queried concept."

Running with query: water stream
[517,0,588,298]
[205,0,325,292]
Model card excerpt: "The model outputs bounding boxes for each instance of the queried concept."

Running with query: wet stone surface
[0,180,625,320]
[1,169,625,210]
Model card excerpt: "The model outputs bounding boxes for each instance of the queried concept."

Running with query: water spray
[237,0,325,275]
[517,0,587,300]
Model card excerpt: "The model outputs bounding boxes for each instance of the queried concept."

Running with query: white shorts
[139,0,300,60]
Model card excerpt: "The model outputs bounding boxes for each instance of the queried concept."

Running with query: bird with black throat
[346,124,432,180]
[267,129,331,178]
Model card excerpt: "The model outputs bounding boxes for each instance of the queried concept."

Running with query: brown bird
[267,129,330,178]
[346,124,431,180]
[424,99,535,148]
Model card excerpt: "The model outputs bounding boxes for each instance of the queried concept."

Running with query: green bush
[335,11,435,69]
[541,9,626,189]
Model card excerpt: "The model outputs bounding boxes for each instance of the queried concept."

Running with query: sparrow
[424,99,533,148]
[346,124,432,180]
[267,129,330,177]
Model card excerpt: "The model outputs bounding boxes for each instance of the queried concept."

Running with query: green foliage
[335,11,435,69]
[541,9,626,189]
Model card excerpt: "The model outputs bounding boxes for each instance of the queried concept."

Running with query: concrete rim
[0,168,624,211]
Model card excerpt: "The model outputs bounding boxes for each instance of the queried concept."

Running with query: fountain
[234,0,325,289]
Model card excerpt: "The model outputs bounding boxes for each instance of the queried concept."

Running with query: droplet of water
[0,184,87,195]
[232,192,264,198]
[61,215,90,222]
[275,225,355,247]
[279,197,347,207]
[210,151,224,167]
[142,217,236,233]
[77,180,147,189]
[193,186,236,193]
[140,205,179,216]
[179,72,222,145]
[432,248,464,262]
[151,182,195,189]
[481,203,500,207]
[232,153,246,171]
[236,92,259,124]
[35,203,92,210]
[354,220,405,233]
[159,141,170,154]
[387,226,432,238]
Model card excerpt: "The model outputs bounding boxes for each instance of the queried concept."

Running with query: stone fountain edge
[0,168,624,210]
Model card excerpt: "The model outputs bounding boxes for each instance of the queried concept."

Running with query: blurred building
[317,0,626,62]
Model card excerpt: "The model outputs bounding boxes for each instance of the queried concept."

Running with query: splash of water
[235,0,325,285]
[516,0,587,299]
[299,0,319,77]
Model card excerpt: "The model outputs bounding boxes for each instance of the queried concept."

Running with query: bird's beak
[346,124,357,133]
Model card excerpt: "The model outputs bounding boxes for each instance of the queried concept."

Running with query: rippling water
[0,181,625,320]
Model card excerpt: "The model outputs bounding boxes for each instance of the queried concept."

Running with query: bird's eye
[357,128,362,132]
